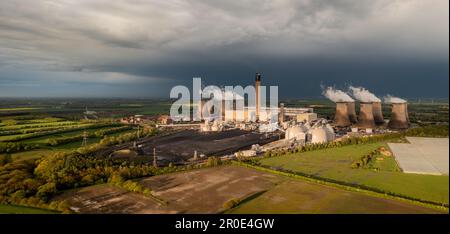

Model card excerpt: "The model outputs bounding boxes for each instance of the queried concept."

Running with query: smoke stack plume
[388,102,409,129]
[347,102,357,123]
[384,95,407,104]
[372,102,384,125]
[322,86,354,103]
[349,86,381,102]
[358,102,376,128]
[334,102,351,127]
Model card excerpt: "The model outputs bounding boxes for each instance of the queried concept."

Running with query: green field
[0,107,43,112]
[257,142,449,205]
[0,114,137,160]
[4,128,136,161]
[0,204,57,214]
[227,179,445,214]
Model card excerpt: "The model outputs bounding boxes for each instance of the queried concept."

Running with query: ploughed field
[138,130,278,164]
[55,165,443,214]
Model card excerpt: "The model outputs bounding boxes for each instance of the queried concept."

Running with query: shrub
[36,182,57,201]
[206,156,222,167]
[223,198,241,210]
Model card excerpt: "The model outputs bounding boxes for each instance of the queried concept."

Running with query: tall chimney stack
[255,73,261,121]
[347,102,357,123]
[357,102,376,128]
[334,102,351,127]
[388,103,409,129]
[279,103,285,123]
[372,101,384,125]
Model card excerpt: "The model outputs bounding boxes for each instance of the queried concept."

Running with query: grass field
[227,179,444,214]
[0,115,136,160]
[6,128,136,161]
[0,204,57,214]
[0,107,43,112]
[257,142,449,205]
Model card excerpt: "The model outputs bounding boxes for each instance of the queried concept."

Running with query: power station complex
[122,73,410,165]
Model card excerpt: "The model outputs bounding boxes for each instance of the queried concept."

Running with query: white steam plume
[384,95,407,104]
[322,86,354,103]
[349,86,381,102]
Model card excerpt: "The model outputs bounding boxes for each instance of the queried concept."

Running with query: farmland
[255,142,449,205]
[0,98,448,214]
[55,166,442,213]
[55,165,443,214]
[0,117,136,161]
[0,204,57,214]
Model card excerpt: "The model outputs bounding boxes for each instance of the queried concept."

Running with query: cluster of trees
[44,125,131,146]
[350,149,379,169]
[94,126,132,138]
[0,126,74,136]
[0,121,76,131]
[0,117,63,126]
[223,198,241,210]
[0,154,12,166]
[1,122,122,142]
[0,144,228,212]
[206,156,223,167]
[108,173,152,197]
[406,124,448,137]
[0,142,38,153]
[46,135,85,146]
[0,159,71,213]
[263,132,404,158]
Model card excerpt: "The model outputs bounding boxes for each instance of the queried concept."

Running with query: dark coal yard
[133,129,279,165]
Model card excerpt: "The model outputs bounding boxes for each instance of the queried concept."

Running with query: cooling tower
[388,103,409,129]
[372,101,384,125]
[334,102,351,127]
[357,102,376,128]
[346,102,357,123]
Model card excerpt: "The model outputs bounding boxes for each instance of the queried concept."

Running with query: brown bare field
[56,165,443,214]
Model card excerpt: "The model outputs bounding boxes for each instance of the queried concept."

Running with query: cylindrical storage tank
[372,102,384,125]
[357,102,376,128]
[334,102,351,127]
[388,103,409,129]
[347,102,357,123]
[310,127,329,144]
[325,124,335,141]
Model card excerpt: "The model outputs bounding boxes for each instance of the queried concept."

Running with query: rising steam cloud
[322,86,354,103]
[384,95,407,104]
[349,86,381,102]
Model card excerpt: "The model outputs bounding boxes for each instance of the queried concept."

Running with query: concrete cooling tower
[372,102,385,125]
[388,103,410,129]
[334,102,351,127]
[357,102,376,128]
[346,102,357,123]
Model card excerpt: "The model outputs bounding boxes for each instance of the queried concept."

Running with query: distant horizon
[0,96,448,101]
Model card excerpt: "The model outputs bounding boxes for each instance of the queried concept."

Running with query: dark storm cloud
[0,0,448,98]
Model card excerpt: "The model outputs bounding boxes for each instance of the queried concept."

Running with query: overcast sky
[0,0,448,98]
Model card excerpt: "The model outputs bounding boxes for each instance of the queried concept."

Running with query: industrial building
[197,73,315,130]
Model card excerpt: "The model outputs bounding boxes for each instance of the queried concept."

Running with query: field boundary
[232,161,449,212]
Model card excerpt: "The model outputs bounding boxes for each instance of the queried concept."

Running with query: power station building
[198,73,313,124]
